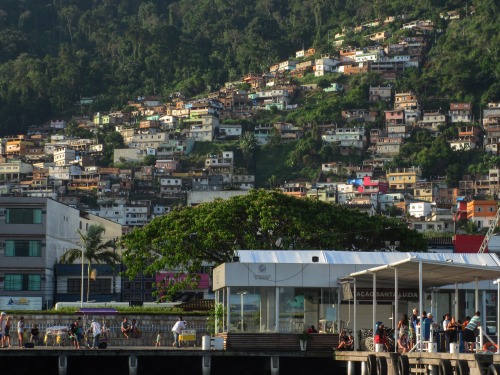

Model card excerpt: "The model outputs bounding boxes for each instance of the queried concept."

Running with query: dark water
[3,355,345,375]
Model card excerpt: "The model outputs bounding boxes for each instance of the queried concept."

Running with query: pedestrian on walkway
[171,317,187,348]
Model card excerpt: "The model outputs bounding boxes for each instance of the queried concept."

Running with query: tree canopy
[120,189,426,295]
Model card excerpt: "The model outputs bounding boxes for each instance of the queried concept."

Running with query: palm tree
[60,224,120,302]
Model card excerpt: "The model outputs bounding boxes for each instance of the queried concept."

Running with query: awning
[75,308,118,315]
[346,256,500,289]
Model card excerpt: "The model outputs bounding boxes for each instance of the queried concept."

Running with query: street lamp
[237,290,248,331]
[79,248,84,308]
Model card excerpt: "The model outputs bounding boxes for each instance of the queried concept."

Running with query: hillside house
[386,167,421,191]
[449,103,472,123]
[483,103,500,127]
[314,56,339,76]
[376,137,403,155]
[466,200,498,230]
[385,109,405,125]
[369,86,392,103]
[417,111,447,133]
[395,92,419,110]
[341,109,377,123]
[485,126,500,155]
[408,201,433,218]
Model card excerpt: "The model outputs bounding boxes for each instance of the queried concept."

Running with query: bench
[218,333,339,351]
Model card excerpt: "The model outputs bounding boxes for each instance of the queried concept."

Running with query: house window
[123,281,131,290]
[5,208,42,224]
[414,224,422,229]
[5,240,42,257]
[5,274,41,291]
[67,278,111,294]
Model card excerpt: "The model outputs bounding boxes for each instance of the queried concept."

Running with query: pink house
[385,109,405,125]
[356,176,389,194]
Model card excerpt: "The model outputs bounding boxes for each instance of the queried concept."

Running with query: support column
[361,361,367,375]
[475,277,479,312]
[353,279,357,350]
[202,355,211,375]
[372,273,376,334]
[270,356,279,375]
[226,287,231,333]
[394,267,399,353]
[58,355,67,375]
[347,361,356,375]
[428,365,438,375]
[129,355,138,375]
[419,260,423,353]
[275,287,280,332]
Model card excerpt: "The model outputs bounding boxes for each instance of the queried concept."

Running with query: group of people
[120,317,141,339]
[69,316,107,349]
[0,313,29,348]
[395,309,482,353]
[120,316,188,348]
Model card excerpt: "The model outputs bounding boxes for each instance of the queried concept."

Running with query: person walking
[90,319,101,349]
[17,317,25,348]
[171,316,187,348]
[397,313,410,353]
[4,316,12,348]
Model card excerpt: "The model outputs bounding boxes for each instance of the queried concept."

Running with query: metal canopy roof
[347,256,500,289]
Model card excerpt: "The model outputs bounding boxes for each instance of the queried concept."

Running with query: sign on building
[0,297,43,311]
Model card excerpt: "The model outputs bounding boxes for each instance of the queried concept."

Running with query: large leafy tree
[60,224,120,302]
[121,189,426,296]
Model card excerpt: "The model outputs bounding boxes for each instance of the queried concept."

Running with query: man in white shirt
[171,316,187,348]
[90,319,102,349]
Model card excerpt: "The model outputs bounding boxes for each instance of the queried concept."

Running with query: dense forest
[0,0,498,137]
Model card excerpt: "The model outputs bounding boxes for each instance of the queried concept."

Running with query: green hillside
[0,0,498,137]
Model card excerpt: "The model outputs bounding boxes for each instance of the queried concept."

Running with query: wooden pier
[334,350,500,375]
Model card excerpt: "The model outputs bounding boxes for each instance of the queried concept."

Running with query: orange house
[466,200,498,230]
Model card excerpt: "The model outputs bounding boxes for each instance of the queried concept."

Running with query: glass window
[5,240,41,257]
[5,208,42,224]
[5,274,41,291]
[134,282,142,289]
[123,281,131,290]
[68,278,111,294]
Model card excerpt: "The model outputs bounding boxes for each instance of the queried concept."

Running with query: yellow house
[386,167,421,191]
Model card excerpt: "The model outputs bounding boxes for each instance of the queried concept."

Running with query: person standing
[410,308,419,346]
[155,331,162,347]
[464,311,481,352]
[0,312,5,347]
[442,314,451,351]
[17,317,25,348]
[171,316,187,348]
[90,319,101,349]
